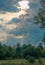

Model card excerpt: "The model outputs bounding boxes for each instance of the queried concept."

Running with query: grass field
[0,59,45,65]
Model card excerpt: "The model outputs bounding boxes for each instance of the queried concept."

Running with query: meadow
[0,59,45,65]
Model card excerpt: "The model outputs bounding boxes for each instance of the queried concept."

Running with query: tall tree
[35,0,45,28]
[16,43,22,58]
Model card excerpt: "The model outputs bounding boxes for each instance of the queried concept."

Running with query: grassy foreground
[0,59,45,65]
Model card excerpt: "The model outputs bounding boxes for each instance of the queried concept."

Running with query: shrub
[38,58,43,64]
[25,55,30,60]
[28,56,35,63]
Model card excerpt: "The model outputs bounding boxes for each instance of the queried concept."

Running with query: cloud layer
[0,0,45,45]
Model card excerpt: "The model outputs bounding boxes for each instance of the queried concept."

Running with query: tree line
[0,42,45,60]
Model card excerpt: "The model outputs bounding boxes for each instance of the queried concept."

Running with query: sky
[0,0,45,46]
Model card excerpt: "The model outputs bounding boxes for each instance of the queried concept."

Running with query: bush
[38,58,43,64]
[25,55,30,60]
[28,56,35,63]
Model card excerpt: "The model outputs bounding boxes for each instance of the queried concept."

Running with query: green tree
[28,56,35,63]
[16,43,22,58]
[35,0,45,28]
[38,43,43,49]
[42,33,45,45]
[23,44,36,58]
[0,42,1,48]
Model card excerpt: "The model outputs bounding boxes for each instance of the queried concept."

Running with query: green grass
[0,59,45,65]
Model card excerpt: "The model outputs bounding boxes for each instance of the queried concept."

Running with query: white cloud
[15,35,24,39]
[0,31,25,42]
[3,23,17,30]
[0,32,7,41]
[18,1,29,10]
[0,10,26,23]
[0,10,27,30]
[0,10,26,22]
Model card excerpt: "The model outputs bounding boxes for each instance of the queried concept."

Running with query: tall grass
[0,59,45,65]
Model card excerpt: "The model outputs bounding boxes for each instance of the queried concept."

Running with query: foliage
[38,58,43,64]
[0,59,45,65]
[0,42,45,60]
[35,0,45,28]
[28,57,35,63]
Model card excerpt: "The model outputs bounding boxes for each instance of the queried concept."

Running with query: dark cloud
[0,0,19,12]
[9,18,43,35]
[0,18,3,21]
[8,18,21,24]
[8,17,45,45]
[0,25,3,28]
[0,0,40,13]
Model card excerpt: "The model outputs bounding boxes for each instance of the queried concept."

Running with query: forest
[0,43,45,60]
